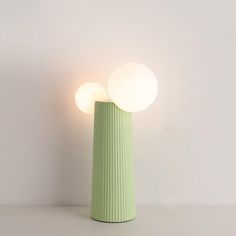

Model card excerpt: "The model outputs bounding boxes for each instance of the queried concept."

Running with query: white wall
[0,0,235,205]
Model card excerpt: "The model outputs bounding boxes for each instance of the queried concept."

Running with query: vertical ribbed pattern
[91,101,136,222]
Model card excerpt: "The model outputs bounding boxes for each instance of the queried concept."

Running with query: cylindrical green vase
[91,101,136,222]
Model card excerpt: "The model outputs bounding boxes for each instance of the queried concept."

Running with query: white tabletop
[0,206,235,236]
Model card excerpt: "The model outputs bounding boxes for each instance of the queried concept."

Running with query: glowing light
[108,63,158,112]
[75,82,108,114]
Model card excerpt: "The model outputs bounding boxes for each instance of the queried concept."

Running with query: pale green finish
[91,101,136,222]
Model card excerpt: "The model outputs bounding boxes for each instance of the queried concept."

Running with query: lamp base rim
[91,216,136,223]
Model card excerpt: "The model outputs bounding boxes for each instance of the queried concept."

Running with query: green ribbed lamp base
[91,101,136,223]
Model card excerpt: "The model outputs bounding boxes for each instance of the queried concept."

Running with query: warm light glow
[108,63,158,112]
[75,82,108,114]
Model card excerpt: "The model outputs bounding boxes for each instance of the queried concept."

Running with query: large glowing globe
[108,63,158,112]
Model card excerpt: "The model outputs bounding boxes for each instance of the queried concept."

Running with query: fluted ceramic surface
[91,101,136,222]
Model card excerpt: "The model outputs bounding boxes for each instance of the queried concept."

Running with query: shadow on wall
[0,60,105,205]
[52,72,94,205]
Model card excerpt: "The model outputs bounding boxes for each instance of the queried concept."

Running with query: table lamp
[75,63,158,223]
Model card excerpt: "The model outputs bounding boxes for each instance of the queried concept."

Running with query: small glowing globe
[75,82,108,114]
[108,63,158,112]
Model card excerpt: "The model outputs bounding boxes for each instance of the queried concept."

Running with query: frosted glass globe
[75,82,108,114]
[108,63,158,112]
